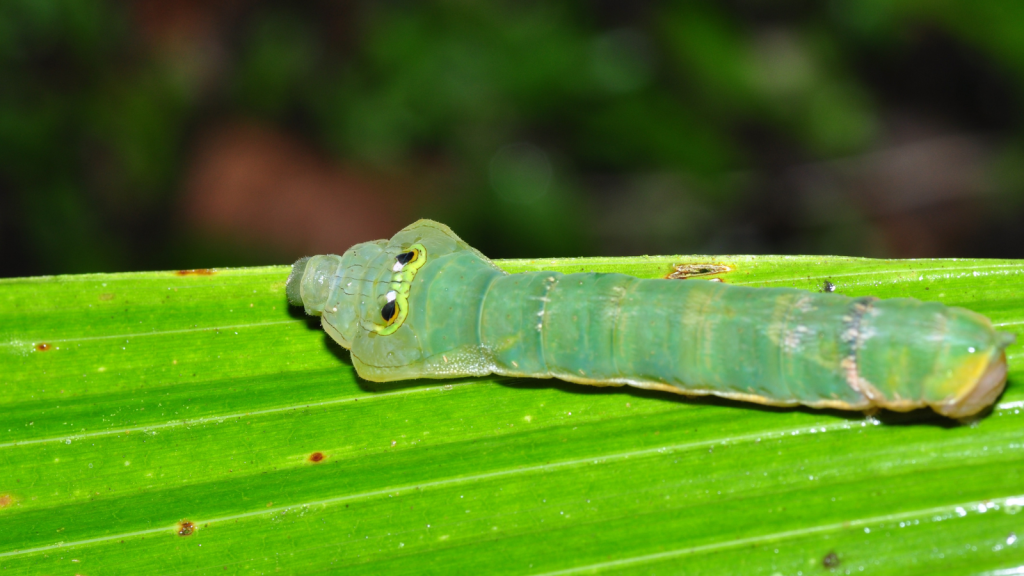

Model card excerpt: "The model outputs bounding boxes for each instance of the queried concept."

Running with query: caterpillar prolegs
[287,220,1014,418]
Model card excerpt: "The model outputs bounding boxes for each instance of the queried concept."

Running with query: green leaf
[2,255,1022,574]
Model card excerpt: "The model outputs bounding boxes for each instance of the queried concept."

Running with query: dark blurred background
[2,0,1023,277]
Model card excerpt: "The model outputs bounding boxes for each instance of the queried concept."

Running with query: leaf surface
[1,255,1023,574]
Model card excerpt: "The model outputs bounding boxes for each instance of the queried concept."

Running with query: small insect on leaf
[822,280,836,293]
[667,263,731,280]
[822,550,840,568]
[175,269,216,276]
[177,520,195,536]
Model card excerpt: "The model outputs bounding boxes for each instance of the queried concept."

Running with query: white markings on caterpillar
[386,291,397,302]
[794,295,814,313]
[782,325,812,352]
[537,276,558,333]
[392,262,404,272]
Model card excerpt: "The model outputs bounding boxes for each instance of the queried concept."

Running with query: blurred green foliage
[1,0,1023,276]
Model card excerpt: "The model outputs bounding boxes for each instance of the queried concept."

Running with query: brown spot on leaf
[176,269,216,276]
[822,550,840,568]
[309,452,325,463]
[99,293,115,301]
[667,264,731,280]
[177,520,195,536]
[35,343,50,351]
[0,493,13,508]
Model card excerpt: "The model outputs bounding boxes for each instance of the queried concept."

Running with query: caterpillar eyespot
[397,250,417,265]
[287,220,1015,420]
[381,300,398,324]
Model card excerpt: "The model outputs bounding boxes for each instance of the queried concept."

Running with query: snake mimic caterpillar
[287,220,1014,418]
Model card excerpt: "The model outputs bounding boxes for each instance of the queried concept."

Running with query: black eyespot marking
[381,300,398,323]
[396,250,417,265]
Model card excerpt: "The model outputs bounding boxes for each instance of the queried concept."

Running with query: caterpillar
[287,219,1014,418]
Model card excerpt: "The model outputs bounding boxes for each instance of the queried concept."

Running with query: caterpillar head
[286,219,487,349]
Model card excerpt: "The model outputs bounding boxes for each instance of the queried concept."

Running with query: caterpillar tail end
[286,257,311,307]
[935,332,1015,419]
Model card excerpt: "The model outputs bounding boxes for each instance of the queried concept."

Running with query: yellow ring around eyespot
[372,244,427,336]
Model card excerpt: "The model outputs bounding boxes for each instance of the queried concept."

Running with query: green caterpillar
[287,220,1014,418]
